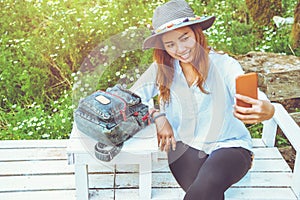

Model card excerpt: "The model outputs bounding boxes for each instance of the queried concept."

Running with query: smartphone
[235,72,258,108]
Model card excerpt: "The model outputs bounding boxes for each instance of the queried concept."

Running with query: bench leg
[262,119,277,147]
[292,153,300,198]
[139,154,152,200]
[75,164,89,200]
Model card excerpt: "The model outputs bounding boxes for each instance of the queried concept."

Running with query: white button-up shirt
[131,50,268,153]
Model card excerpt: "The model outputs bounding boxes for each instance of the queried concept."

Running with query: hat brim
[143,16,216,50]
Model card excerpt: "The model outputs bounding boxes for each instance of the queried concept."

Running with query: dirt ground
[279,146,296,169]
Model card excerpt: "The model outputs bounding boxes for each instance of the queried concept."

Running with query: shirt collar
[174,59,183,74]
[174,59,199,87]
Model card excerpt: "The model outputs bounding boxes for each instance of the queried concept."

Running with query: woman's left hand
[233,94,275,124]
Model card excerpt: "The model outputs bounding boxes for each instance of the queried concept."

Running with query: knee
[184,177,225,200]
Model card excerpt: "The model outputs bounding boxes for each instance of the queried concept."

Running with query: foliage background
[0,0,298,140]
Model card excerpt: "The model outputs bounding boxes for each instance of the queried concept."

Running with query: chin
[179,58,193,64]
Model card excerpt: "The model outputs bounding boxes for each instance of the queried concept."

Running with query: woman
[130,0,275,199]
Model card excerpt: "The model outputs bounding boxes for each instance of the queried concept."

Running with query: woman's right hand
[153,113,176,152]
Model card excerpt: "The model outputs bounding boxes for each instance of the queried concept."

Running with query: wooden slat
[150,158,292,174]
[151,188,185,200]
[0,191,76,200]
[115,172,179,189]
[0,140,67,149]
[252,147,283,159]
[113,187,298,200]
[115,188,185,200]
[86,187,298,200]
[149,147,290,173]
[116,164,139,173]
[226,188,298,200]
[0,175,75,192]
[233,172,292,187]
[252,138,267,148]
[0,148,67,161]
[0,190,115,200]
[88,164,115,173]
[152,160,171,173]
[113,171,293,189]
[251,159,291,172]
[90,189,115,200]
[0,160,74,176]
[0,174,115,192]
[88,174,115,189]
[0,147,282,161]
[155,146,283,160]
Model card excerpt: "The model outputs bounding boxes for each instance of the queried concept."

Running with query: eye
[181,36,189,42]
[165,43,175,49]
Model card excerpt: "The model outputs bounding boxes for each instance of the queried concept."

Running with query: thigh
[184,147,253,200]
[167,142,208,191]
[200,147,252,188]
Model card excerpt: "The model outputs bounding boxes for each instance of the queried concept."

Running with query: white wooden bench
[67,123,159,200]
[67,103,300,199]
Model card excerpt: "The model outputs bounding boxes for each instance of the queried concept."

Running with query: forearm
[149,109,176,151]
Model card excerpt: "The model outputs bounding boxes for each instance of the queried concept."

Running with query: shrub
[0,0,298,140]
[0,90,73,140]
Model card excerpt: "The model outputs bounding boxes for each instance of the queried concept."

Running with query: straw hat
[143,0,215,50]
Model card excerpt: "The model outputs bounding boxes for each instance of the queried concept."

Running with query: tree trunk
[292,0,300,49]
[245,0,282,26]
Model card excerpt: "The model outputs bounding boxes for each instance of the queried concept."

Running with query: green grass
[0,0,298,141]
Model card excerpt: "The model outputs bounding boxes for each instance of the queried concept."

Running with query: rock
[291,112,300,126]
[235,52,300,101]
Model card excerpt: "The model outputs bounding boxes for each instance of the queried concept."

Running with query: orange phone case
[235,72,258,108]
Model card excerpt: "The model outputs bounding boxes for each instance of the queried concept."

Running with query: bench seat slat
[3,187,294,200]
[0,145,279,163]
[0,191,77,200]
[234,172,292,187]
[0,174,115,192]
[0,160,74,175]
[0,148,67,161]
[155,146,283,160]
[251,159,291,172]
[149,158,292,173]
[226,188,298,200]
[252,138,267,148]
[113,188,297,200]
[0,175,76,192]
[0,161,115,176]
[113,172,293,188]
[0,140,67,149]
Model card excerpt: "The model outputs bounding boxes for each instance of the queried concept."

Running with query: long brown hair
[154,24,210,104]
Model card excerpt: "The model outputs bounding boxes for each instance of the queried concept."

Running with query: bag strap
[94,142,123,162]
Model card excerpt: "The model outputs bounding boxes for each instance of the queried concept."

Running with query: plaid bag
[74,84,149,161]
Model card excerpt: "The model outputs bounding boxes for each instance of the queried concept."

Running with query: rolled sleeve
[130,62,159,108]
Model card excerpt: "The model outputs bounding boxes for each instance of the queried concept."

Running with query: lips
[177,50,191,61]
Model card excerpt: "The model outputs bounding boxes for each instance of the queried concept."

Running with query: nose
[176,43,186,54]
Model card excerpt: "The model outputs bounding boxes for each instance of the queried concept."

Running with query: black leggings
[167,142,253,200]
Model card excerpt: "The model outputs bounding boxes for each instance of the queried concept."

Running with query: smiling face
[161,26,197,63]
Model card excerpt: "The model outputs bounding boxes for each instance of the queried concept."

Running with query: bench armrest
[262,103,300,198]
[272,103,300,152]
